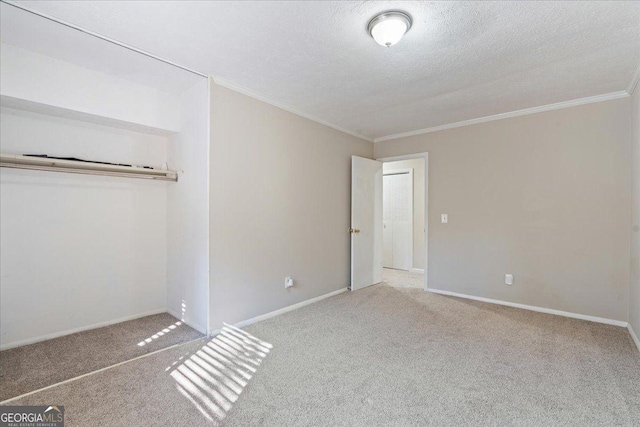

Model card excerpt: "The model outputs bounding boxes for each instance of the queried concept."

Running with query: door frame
[382,168,413,272]
[376,153,429,290]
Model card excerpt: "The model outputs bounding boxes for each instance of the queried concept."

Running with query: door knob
[350,228,361,234]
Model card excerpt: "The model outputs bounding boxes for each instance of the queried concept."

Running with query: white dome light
[368,11,412,47]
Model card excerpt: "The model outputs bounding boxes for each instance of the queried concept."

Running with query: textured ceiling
[10,1,640,140]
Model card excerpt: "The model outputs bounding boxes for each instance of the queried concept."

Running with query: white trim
[629,324,640,353]
[411,268,425,274]
[211,77,374,143]
[2,289,347,401]
[2,2,373,145]
[167,308,208,335]
[0,5,368,145]
[0,336,205,404]
[7,1,633,144]
[426,288,628,327]
[627,61,640,95]
[374,91,630,143]
[377,153,429,290]
[7,0,635,143]
[210,288,348,334]
[0,308,167,351]
[234,287,347,329]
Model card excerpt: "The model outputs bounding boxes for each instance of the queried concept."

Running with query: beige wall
[208,81,372,331]
[631,88,640,335]
[382,158,426,271]
[375,98,632,322]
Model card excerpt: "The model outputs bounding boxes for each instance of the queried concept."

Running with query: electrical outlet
[441,214,448,223]
[505,274,513,286]
[285,277,294,288]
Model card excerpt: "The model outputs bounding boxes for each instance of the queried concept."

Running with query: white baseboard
[209,287,348,335]
[166,308,207,335]
[0,308,168,351]
[426,288,628,327]
[629,324,640,353]
[411,268,425,274]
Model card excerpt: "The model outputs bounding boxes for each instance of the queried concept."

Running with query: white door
[351,156,383,291]
[383,171,413,271]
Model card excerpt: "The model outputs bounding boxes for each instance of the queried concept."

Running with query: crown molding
[6,0,634,144]
[211,76,374,142]
[627,61,640,95]
[374,91,630,143]
[4,1,374,142]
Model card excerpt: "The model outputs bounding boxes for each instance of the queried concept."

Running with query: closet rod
[0,154,178,182]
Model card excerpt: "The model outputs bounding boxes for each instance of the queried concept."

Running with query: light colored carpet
[0,313,204,401]
[383,267,424,288]
[3,285,639,426]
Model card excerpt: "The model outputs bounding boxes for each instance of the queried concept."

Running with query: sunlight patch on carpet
[168,324,272,424]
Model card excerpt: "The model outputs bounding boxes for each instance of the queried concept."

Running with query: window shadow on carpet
[167,324,272,425]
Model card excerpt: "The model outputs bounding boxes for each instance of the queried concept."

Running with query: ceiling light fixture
[368,11,412,47]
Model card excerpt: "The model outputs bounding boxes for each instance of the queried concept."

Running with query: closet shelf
[0,154,178,182]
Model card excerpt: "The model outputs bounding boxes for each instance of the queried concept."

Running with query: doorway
[382,157,426,288]
[350,153,428,291]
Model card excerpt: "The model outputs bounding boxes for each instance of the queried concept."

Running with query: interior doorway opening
[349,153,428,292]
[381,158,426,288]
[378,153,428,290]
